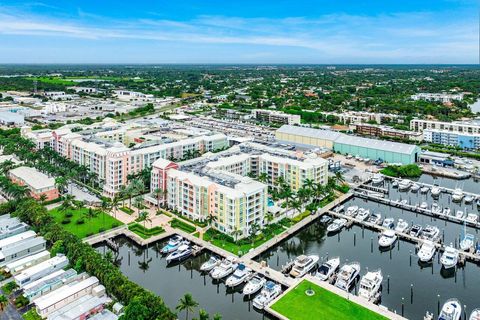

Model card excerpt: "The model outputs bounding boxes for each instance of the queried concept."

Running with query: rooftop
[277,125,343,141]
[9,166,56,190]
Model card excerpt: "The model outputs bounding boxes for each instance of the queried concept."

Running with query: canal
[95,237,273,320]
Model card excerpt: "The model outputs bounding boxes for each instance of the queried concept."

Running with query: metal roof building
[275,125,342,149]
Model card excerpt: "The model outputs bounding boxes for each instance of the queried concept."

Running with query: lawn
[49,207,122,238]
[128,223,165,239]
[271,280,388,320]
[170,218,196,233]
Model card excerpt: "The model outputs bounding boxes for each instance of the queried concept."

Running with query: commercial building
[423,129,480,150]
[9,166,59,201]
[14,254,69,287]
[0,111,25,127]
[354,123,423,141]
[276,125,342,149]
[252,109,301,125]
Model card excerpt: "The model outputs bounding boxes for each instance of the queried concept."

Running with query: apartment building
[252,109,301,125]
[320,111,397,125]
[354,123,423,141]
[410,119,480,135]
[411,93,464,102]
[423,129,480,150]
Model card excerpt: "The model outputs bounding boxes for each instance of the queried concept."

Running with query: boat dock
[387,177,480,198]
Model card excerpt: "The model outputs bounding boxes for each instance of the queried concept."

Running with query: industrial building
[275,125,342,149]
[0,111,25,127]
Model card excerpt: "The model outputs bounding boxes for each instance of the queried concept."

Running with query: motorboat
[470,309,480,320]
[371,173,384,185]
[226,263,252,287]
[327,218,347,233]
[161,235,184,254]
[166,244,192,263]
[432,203,442,215]
[455,210,465,219]
[335,262,361,291]
[440,245,459,270]
[252,281,282,310]
[411,183,420,192]
[200,256,220,272]
[431,185,442,197]
[477,197,480,207]
[345,206,359,217]
[210,256,238,279]
[382,218,395,230]
[319,215,332,224]
[398,179,411,191]
[358,269,383,302]
[452,188,464,202]
[356,208,370,221]
[409,224,423,237]
[289,255,319,278]
[442,208,451,216]
[476,243,480,255]
[421,225,440,241]
[418,241,436,262]
[464,195,475,204]
[438,298,462,320]
[395,219,409,233]
[243,274,266,296]
[315,256,340,281]
[378,230,397,248]
[367,213,382,225]
[466,213,478,224]
[420,202,428,210]
[400,199,408,206]
[334,205,345,213]
[420,186,429,193]
[460,233,475,251]
[392,180,399,188]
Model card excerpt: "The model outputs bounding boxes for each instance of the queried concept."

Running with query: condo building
[252,109,301,125]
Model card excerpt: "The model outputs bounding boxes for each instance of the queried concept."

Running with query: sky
[0,0,478,64]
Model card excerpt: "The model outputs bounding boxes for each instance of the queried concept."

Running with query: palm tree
[212,314,222,320]
[55,177,68,194]
[0,294,7,312]
[176,293,199,320]
[38,194,48,204]
[231,228,242,242]
[110,196,120,219]
[154,188,165,208]
[205,214,217,227]
[334,171,345,185]
[264,213,274,225]
[138,211,151,229]
[59,194,75,213]
[83,207,99,221]
[249,223,260,245]
[290,199,302,216]
[257,172,269,184]
[198,309,209,320]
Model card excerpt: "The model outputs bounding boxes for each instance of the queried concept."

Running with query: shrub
[380,164,422,178]
[292,210,311,223]
[65,212,73,218]
[76,218,85,225]
[170,219,196,233]
[99,227,105,233]
[61,218,71,224]
[112,222,120,228]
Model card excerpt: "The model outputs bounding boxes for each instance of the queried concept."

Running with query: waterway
[95,237,273,320]
[414,174,480,196]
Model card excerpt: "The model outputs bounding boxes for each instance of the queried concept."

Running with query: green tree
[0,294,8,312]
[176,293,199,320]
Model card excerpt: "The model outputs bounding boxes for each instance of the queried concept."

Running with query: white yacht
[289,255,319,278]
[327,218,347,233]
[243,274,266,296]
[382,217,395,230]
[442,208,451,216]
[371,174,384,185]
[356,208,370,221]
[392,180,399,188]
[411,183,421,192]
[200,256,219,272]
[460,233,475,251]
[358,270,383,302]
[420,202,428,210]
[210,256,238,279]
[464,195,475,204]
[420,186,429,194]
[452,188,464,202]
[466,213,478,224]
[438,298,462,320]
[398,179,411,191]
[335,262,361,291]
[409,224,423,237]
[432,203,442,215]
[161,235,185,254]
[421,225,440,241]
[440,245,459,269]
[431,185,442,197]
[395,219,409,233]
[378,230,397,248]
[367,213,382,225]
[345,206,359,217]
[226,264,252,287]
[166,244,192,263]
[469,309,480,320]
[252,281,282,310]
[455,210,465,219]
[315,257,340,281]
[418,241,436,262]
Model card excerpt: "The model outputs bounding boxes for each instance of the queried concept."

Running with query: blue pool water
[268,198,274,207]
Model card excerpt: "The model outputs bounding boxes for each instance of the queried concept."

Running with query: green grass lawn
[271,280,388,320]
[50,208,122,238]
[170,218,197,233]
[128,223,165,239]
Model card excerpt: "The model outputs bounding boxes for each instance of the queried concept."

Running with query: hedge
[170,218,196,233]
[128,223,165,239]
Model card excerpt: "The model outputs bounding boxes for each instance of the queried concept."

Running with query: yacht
[334,205,345,213]
[421,225,440,241]
[371,174,384,185]
[420,186,429,194]
[210,256,238,279]
[243,274,266,296]
[440,245,459,270]
[411,183,421,192]
[319,215,332,224]
[356,208,370,221]
[452,188,464,202]
[289,255,319,278]
[431,185,442,197]
[345,206,359,217]
[418,241,436,262]
[420,202,428,210]
[395,219,409,233]
[398,179,411,191]
[378,230,397,248]
[382,218,395,230]
[460,226,475,251]
[455,210,465,220]
[166,244,192,263]
[469,309,480,320]
[335,262,361,291]
[438,298,462,320]
[315,256,340,281]
[466,213,478,224]
[442,208,451,216]
[367,213,382,225]
[161,235,185,254]
[477,197,480,207]
[409,224,423,237]
[327,218,347,233]
[358,270,383,302]
[392,180,399,188]
[200,256,219,272]
[464,195,475,204]
[226,264,252,287]
[252,281,282,310]
[432,203,442,215]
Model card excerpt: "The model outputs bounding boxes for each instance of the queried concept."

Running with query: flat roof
[14,255,68,284]
[0,237,46,261]
[0,230,36,250]
[335,135,418,155]
[276,125,342,141]
[9,166,55,190]
[4,250,50,273]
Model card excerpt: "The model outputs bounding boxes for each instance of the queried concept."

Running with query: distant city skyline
[0,0,478,64]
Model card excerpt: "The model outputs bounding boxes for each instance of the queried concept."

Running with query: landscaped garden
[128,223,165,239]
[271,280,388,320]
[170,218,197,233]
[49,207,122,238]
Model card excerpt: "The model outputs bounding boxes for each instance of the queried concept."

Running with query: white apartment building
[411,93,464,103]
[410,119,480,135]
[321,111,397,124]
[252,109,301,125]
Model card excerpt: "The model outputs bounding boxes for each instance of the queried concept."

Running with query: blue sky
[0,0,478,64]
